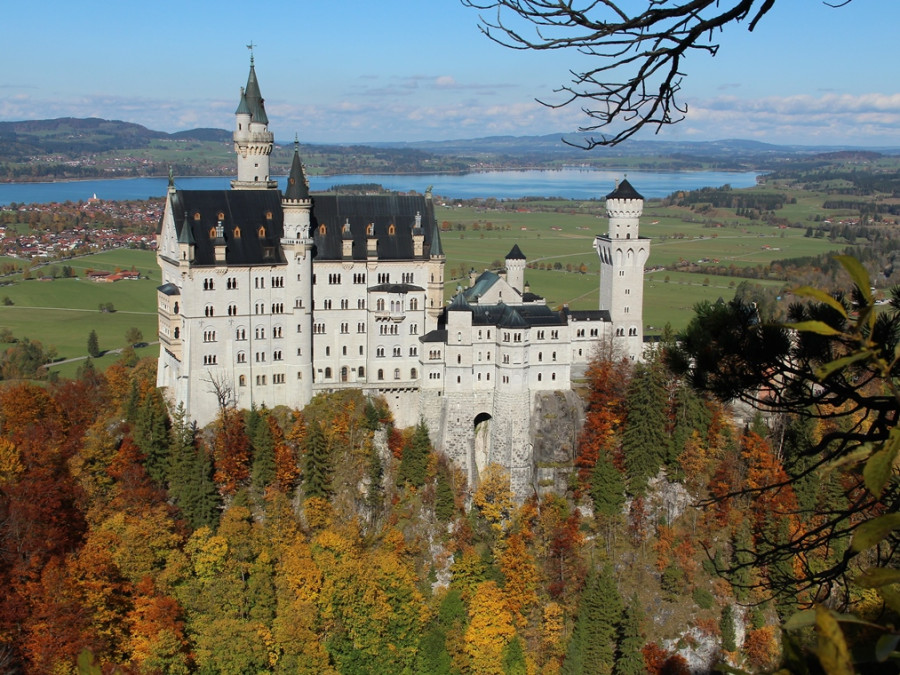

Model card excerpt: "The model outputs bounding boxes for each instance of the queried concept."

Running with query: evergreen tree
[87,329,100,358]
[589,452,625,517]
[668,380,712,475]
[133,387,171,487]
[621,361,670,495]
[730,520,755,603]
[502,635,527,675]
[720,605,737,652]
[303,423,331,499]
[434,464,456,522]
[614,597,645,675]
[247,407,276,492]
[169,404,220,530]
[398,419,431,488]
[563,565,623,675]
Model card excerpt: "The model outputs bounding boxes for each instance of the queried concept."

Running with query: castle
[155,58,649,496]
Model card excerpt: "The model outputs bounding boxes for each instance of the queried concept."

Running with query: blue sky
[3,1,899,147]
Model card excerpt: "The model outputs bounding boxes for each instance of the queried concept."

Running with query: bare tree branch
[461,1,847,147]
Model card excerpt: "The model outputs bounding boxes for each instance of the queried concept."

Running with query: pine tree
[87,329,100,358]
[248,407,276,492]
[614,597,645,675]
[621,361,670,495]
[564,566,623,675]
[434,464,456,522]
[398,419,431,488]
[502,635,527,675]
[590,452,625,518]
[730,520,755,602]
[303,423,331,499]
[720,605,737,652]
[133,387,171,487]
[169,404,220,530]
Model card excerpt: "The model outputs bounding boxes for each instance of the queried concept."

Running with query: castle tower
[281,141,314,404]
[505,244,526,294]
[232,53,277,190]
[595,179,649,360]
[426,191,445,331]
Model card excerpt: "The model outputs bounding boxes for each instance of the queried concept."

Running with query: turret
[177,212,195,265]
[282,140,311,241]
[412,211,424,257]
[505,243,526,294]
[605,178,643,239]
[231,53,277,190]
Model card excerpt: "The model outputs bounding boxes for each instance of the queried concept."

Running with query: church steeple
[231,50,276,190]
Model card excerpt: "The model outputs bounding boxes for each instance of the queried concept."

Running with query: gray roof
[243,62,269,126]
[606,178,643,201]
[506,243,526,260]
[311,194,440,261]
[157,282,180,296]
[284,144,310,200]
[171,190,286,266]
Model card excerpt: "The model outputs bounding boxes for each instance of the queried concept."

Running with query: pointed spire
[284,138,310,200]
[178,213,195,245]
[235,86,251,115]
[243,51,269,125]
[429,214,444,258]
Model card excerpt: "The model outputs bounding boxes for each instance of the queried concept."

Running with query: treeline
[823,199,900,217]
[664,186,788,211]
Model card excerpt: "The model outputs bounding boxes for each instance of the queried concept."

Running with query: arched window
[378,369,384,381]
[358,366,365,377]
[233,226,241,238]
[239,375,246,386]
[173,302,179,314]
[173,327,180,339]
[258,226,266,238]
[411,368,418,379]
[394,368,400,380]
[388,224,396,235]
[341,366,348,382]
[324,367,332,379]
[319,224,327,236]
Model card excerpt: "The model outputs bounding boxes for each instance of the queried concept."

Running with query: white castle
[155,59,649,496]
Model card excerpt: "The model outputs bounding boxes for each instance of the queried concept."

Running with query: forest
[1,256,898,675]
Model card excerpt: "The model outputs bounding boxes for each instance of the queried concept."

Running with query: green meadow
[0,189,853,375]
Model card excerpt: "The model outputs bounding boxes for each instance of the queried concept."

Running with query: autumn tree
[464,580,516,674]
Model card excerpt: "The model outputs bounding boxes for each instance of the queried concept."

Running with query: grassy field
[0,188,852,375]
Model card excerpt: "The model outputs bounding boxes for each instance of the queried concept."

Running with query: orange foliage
[464,581,516,674]
[499,532,539,622]
[655,524,676,572]
[642,642,670,674]
[211,410,251,494]
[574,357,629,491]
[744,626,779,670]
[270,416,299,493]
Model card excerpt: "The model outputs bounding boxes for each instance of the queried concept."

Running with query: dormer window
[258,226,266,238]
[265,211,273,220]
[208,227,217,239]
[218,212,225,221]
[319,224,327,236]
[233,226,242,239]
[388,224,396,236]
[367,223,374,237]
[193,212,201,221]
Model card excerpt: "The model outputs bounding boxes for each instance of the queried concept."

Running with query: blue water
[0,168,759,206]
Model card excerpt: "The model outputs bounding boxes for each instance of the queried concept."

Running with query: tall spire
[243,56,269,126]
[284,137,310,201]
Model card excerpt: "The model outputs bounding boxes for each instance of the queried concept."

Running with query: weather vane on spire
[247,41,256,64]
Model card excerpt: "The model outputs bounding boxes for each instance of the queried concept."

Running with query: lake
[0,168,760,206]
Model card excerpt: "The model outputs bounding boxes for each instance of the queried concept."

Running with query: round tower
[504,243,527,294]
[281,141,314,404]
[232,53,277,190]
[595,179,649,360]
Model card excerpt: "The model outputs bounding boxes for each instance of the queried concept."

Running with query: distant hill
[0,118,229,158]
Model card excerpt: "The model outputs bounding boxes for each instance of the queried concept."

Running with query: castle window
[274,373,285,384]
[325,347,330,356]
[341,367,348,383]
[394,368,401,380]
[319,224,326,236]
[537,330,544,340]
[367,223,375,236]
[388,224,396,236]
[266,211,273,220]
[359,346,364,355]
[552,373,557,381]
[323,299,332,310]
[457,354,461,364]
[203,278,214,291]
[377,299,385,311]
[236,328,246,340]
[486,373,490,381]
[237,351,246,363]
[358,366,365,377]
[273,326,282,338]
[377,347,385,358]
[551,330,559,339]
[274,350,283,361]
[409,346,417,357]
[255,327,265,339]
[204,305,214,317]
[538,373,542,382]
[174,327,180,339]
[239,375,246,387]
[173,302,179,314]
[233,226,241,239]
[590,328,599,337]
[358,323,365,333]
[341,299,349,309]
[538,352,543,362]
[394,347,402,357]
[341,323,349,334]
[218,212,225,221]
[358,299,365,309]
[552,352,557,361]
[194,212,201,221]
[378,369,384,381]
[410,298,418,311]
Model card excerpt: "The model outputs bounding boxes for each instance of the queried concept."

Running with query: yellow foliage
[0,437,22,484]
[185,528,229,580]
[464,581,516,674]
[304,496,333,530]
[474,463,515,534]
